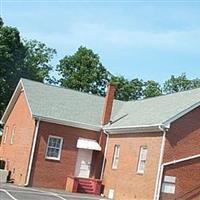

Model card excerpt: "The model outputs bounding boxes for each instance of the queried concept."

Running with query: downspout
[156,163,164,200]
[100,129,109,180]
[153,125,167,200]
[25,119,40,186]
[99,83,115,180]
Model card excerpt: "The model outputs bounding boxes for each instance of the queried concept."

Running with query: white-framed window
[3,126,9,144]
[112,145,120,169]
[10,125,16,145]
[137,146,148,173]
[45,135,63,160]
[161,175,176,194]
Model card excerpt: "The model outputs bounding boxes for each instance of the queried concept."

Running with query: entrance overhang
[76,137,101,151]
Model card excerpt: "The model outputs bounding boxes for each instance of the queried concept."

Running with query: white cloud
[22,21,200,56]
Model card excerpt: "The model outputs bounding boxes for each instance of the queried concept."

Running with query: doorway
[74,149,93,178]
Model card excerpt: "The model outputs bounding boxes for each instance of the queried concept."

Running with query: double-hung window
[10,125,16,145]
[112,145,120,169]
[162,176,176,194]
[137,146,148,173]
[3,126,9,144]
[45,135,63,160]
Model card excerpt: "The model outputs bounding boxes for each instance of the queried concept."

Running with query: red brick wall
[103,132,163,200]
[163,107,200,163]
[0,91,36,185]
[30,121,101,189]
[161,107,200,199]
[160,158,200,200]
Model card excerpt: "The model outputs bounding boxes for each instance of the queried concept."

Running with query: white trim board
[2,79,200,134]
[104,124,165,134]
[25,120,40,186]
[0,79,33,124]
[163,101,200,126]
[1,80,23,124]
[21,80,33,118]
[33,115,101,132]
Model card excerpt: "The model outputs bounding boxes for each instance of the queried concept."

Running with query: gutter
[25,119,40,186]
[100,129,109,180]
[163,154,200,166]
[33,115,101,132]
[104,124,165,134]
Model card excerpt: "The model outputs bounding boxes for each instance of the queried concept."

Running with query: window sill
[137,171,144,175]
[45,157,61,161]
[111,167,118,170]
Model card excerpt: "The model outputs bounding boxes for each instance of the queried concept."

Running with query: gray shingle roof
[20,79,200,130]
[109,88,200,128]
[22,79,123,127]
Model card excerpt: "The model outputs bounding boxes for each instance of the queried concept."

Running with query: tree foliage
[23,40,56,82]
[56,46,200,101]
[0,22,26,117]
[191,78,200,88]
[143,80,162,98]
[163,73,200,94]
[111,76,143,101]
[57,46,111,96]
[163,74,192,94]
[0,18,56,117]
[1,17,200,118]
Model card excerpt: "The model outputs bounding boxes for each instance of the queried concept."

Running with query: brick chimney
[101,83,116,125]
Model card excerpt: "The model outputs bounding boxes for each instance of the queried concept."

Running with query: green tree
[143,80,162,98]
[129,78,144,100]
[191,78,200,89]
[0,18,56,117]
[163,74,192,94]
[57,46,111,96]
[111,76,143,101]
[111,76,131,101]
[0,22,26,117]
[23,40,56,82]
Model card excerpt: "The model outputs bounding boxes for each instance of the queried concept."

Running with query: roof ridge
[21,78,200,105]
[21,78,115,101]
[127,87,200,103]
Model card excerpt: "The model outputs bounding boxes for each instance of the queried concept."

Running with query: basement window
[112,145,120,169]
[10,125,16,145]
[137,146,148,173]
[45,135,63,160]
[3,126,9,144]
[161,175,176,194]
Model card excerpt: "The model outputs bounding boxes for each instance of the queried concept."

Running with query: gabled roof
[0,79,123,131]
[1,78,200,133]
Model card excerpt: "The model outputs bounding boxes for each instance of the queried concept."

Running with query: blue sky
[1,0,200,83]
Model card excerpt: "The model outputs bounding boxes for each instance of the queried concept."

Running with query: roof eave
[33,115,101,132]
[163,101,200,125]
[104,124,166,134]
[1,79,23,124]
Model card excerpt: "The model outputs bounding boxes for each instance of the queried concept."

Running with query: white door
[74,149,93,178]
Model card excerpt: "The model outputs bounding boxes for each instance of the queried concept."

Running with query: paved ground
[0,183,108,200]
